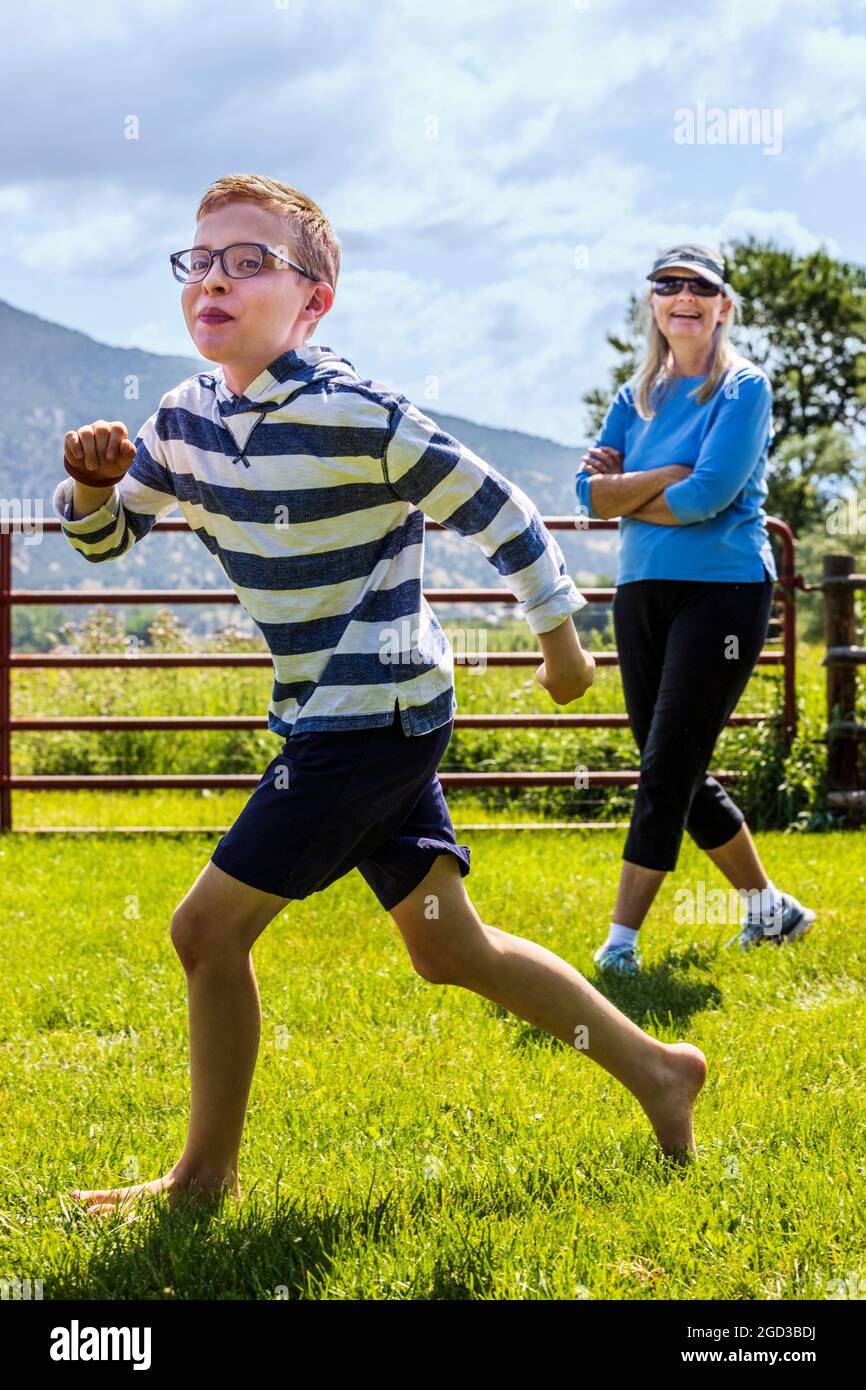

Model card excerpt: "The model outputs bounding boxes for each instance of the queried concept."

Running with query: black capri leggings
[612,573,775,872]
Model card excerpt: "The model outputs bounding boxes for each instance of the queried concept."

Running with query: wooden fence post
[823,552,866,820]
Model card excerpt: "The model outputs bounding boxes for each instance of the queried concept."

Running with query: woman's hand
[580,445,623,475]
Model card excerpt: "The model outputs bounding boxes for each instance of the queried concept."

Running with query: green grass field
[1,825,864,1300]
[2,615,863,1299]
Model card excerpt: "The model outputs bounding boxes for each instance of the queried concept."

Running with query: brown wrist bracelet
[64,461,126,487]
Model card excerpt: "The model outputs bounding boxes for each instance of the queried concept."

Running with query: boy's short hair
[195,174,340,340]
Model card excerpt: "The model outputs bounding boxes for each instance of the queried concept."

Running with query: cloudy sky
[2,0,864,446]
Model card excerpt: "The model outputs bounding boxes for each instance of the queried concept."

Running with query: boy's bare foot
[67,1167,241,1219]
[638,1042,707,1162]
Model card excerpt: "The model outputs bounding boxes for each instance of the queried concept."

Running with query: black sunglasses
[649,275,723,298]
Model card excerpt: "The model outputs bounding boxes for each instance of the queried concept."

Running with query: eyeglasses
[649,275,723,298]
[170,242,319,284]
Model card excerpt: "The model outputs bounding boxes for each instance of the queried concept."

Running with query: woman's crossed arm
[579,448,692,523]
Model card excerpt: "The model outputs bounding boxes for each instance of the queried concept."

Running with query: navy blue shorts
[210,707,471,911]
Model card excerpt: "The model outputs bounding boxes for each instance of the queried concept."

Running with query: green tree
[11,604,65,653]
[729,239,866,440]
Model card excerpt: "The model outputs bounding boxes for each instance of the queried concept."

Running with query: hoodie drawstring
[231,406,270,469]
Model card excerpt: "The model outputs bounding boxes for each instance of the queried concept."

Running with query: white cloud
[810,114,866,173]
[781,26,866,126]
[0,0,862,447]
[718,207,836,255]
[0,185,32,215]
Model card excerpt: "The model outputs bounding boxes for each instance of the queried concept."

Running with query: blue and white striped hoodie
[53,345,587,738]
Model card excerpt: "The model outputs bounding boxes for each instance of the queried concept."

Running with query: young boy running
[57,175,706,1212]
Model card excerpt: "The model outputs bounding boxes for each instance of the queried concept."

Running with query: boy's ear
[304,285,334,334]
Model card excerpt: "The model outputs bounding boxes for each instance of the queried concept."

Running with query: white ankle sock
[745,879,783,922]
[603,922,639,950]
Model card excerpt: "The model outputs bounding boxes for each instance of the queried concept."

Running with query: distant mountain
[0,299,617,631]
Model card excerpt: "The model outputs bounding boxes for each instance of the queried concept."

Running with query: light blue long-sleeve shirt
[574,365,778,584]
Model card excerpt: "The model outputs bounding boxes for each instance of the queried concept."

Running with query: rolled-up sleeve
[663,373,773,525]
[384,395,587,634]
[574,469,599,521]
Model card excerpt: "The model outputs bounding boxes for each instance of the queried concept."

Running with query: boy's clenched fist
[63,420,137,486]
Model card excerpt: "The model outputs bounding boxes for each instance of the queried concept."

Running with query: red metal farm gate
[0,516,799,832]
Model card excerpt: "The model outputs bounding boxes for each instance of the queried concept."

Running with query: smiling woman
[574,242,816,977]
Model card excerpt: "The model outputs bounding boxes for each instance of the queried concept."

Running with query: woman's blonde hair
[632,277,752,419]
[195,173,341,293]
